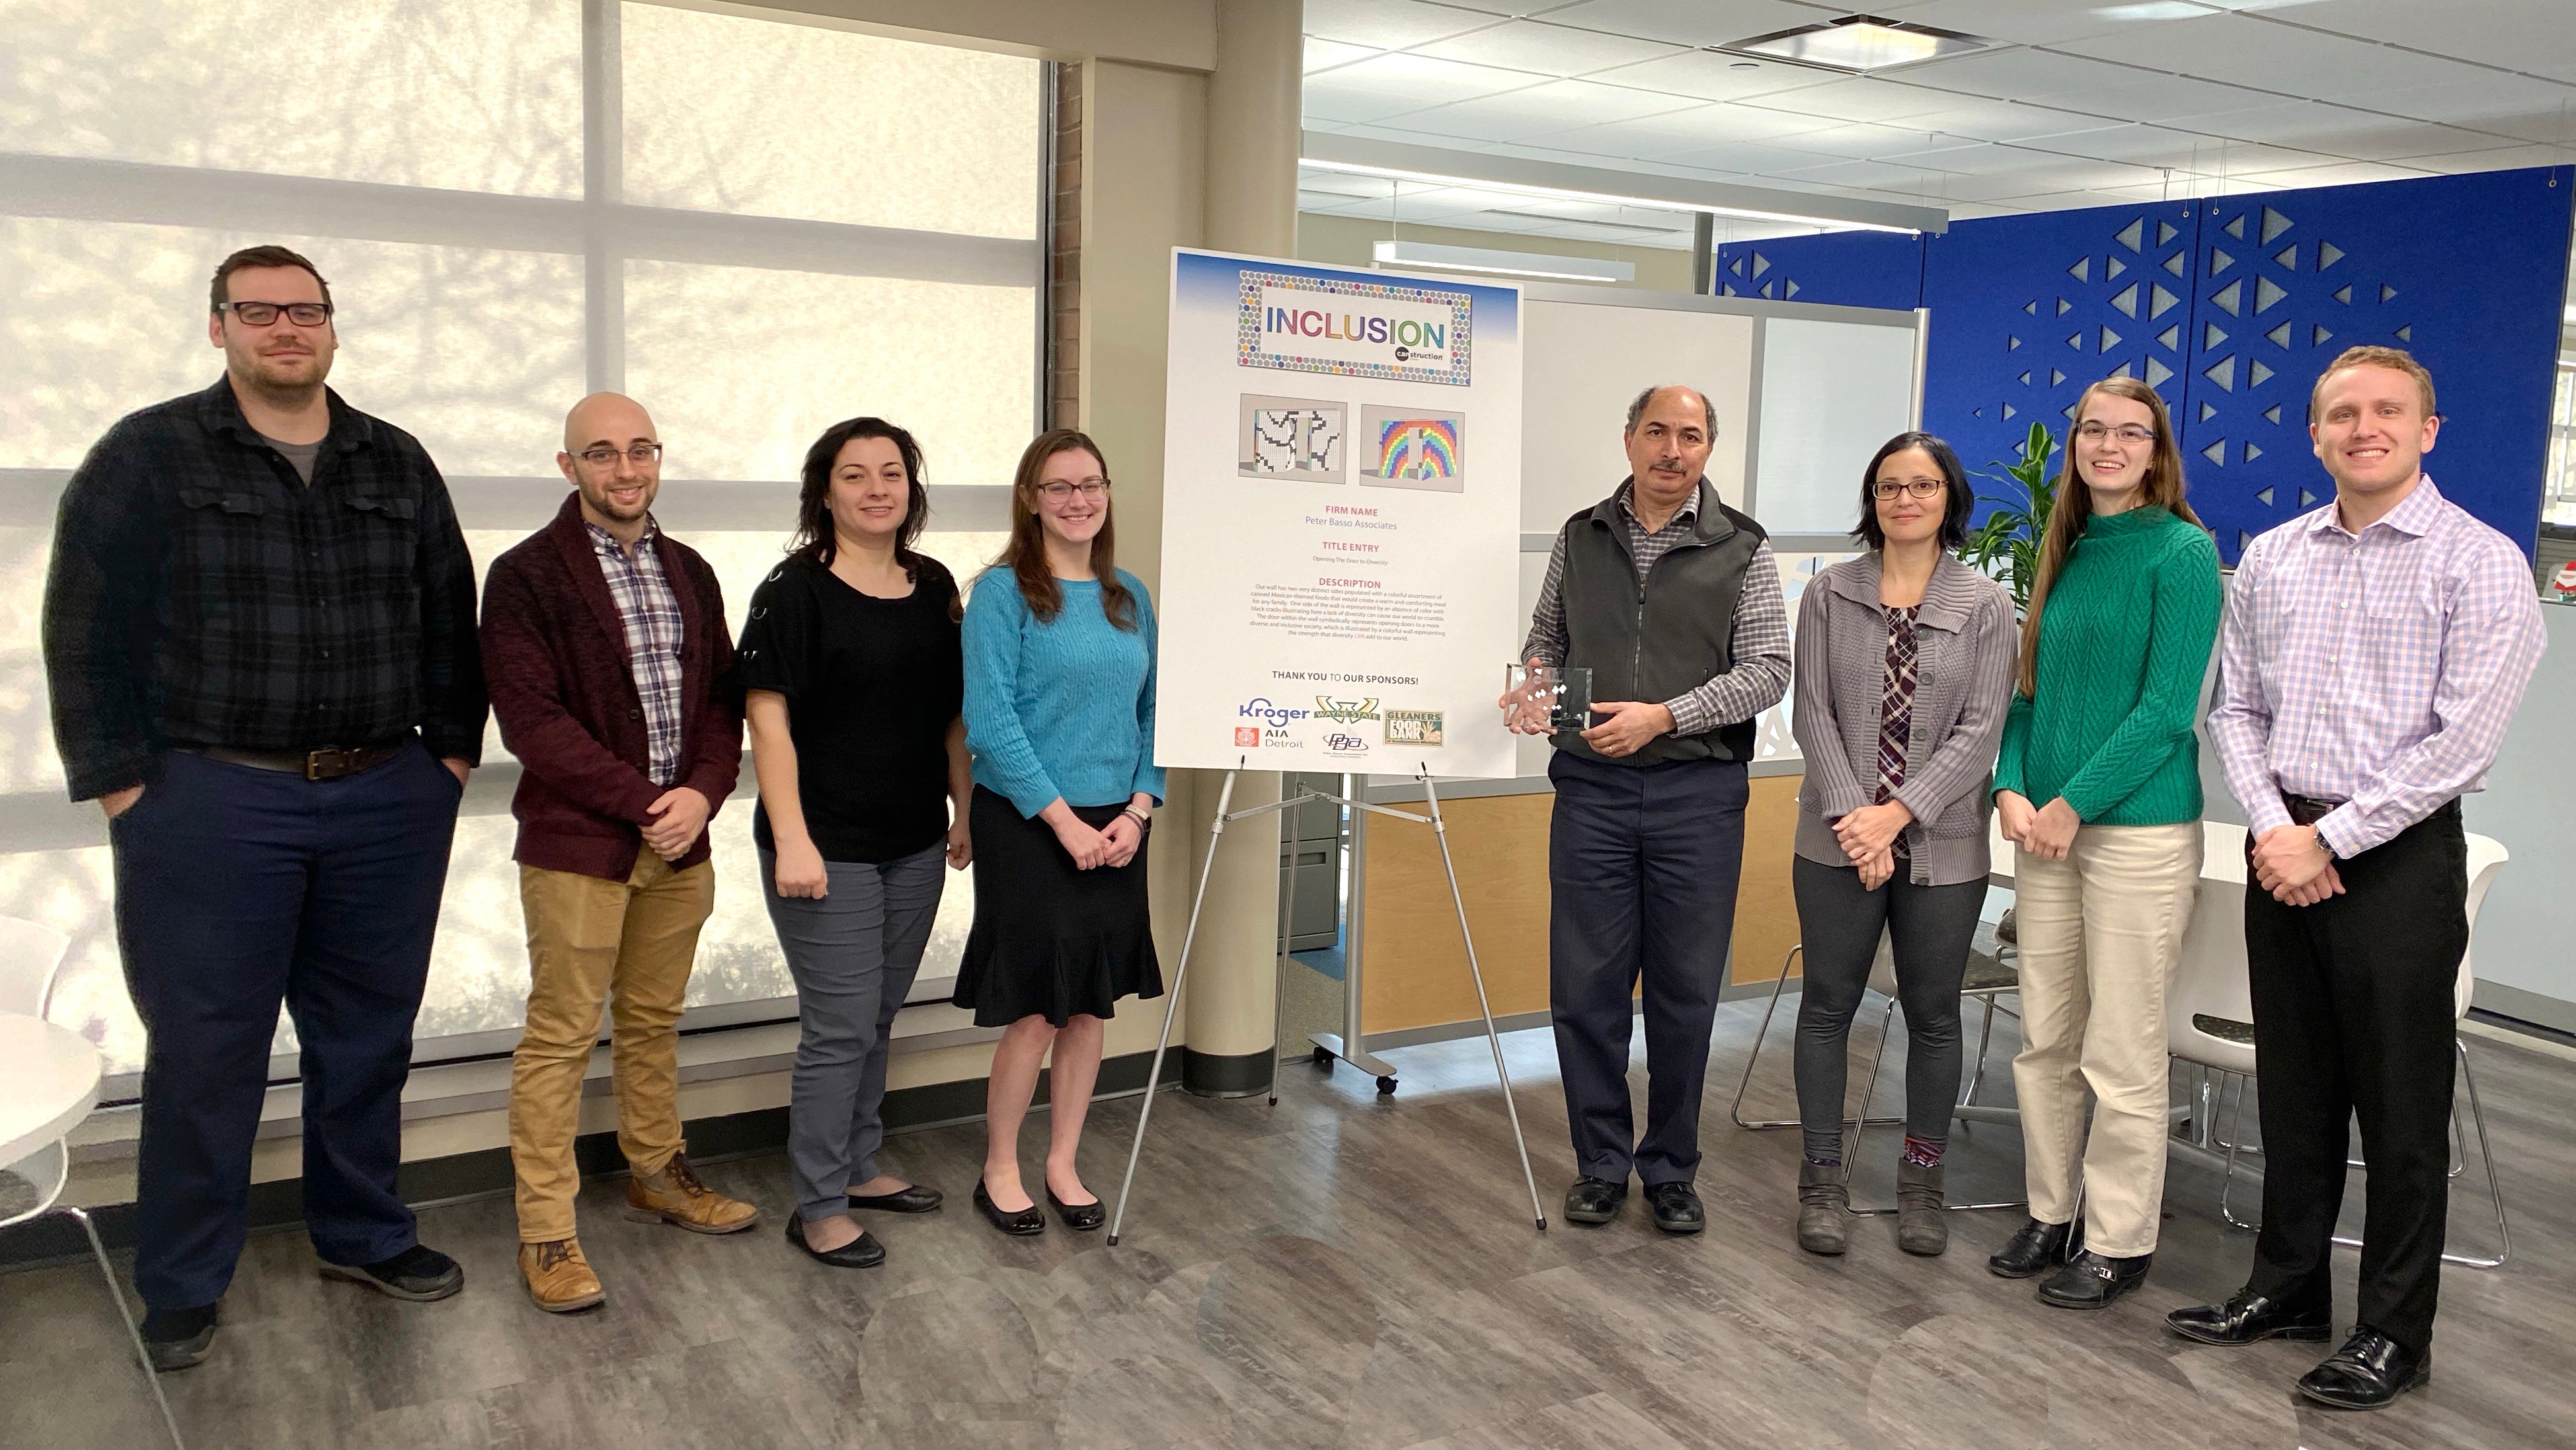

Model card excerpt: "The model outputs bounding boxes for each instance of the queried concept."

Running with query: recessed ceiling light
[1717,14,1988,73]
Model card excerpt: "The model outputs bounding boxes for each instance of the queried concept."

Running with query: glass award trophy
[1502,663,1592,734]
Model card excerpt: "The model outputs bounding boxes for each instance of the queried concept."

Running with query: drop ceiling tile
[1661,138,1910,177]
[2397,142,2576,174]
[1746,76,1976,125]
[2052,12,2496,96]
[1387,79,1711,143]
[1302,0,1501,50]
[1869,0,2212,48]
[1765,157,1962,193]
[1413,18,1691,75]
[1870,139,2090,176]
[1563,102,1855,149]
[1533,0,1848,50]
[1304,79,1447,127]
[1889,99,2134,145]
[1307,52,1551,105]
[2222,159,2439,188]
[1754,119,1970,161]
[1581,50,1841,104]
[2014,120,2245,165]
[2249,0,2576,81]
[2158,101,2519,162]
[2368,77,2576,143]
[1904,48,2279,121]
[1304,38,1381,75]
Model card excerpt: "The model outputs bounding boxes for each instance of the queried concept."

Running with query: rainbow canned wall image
[1359,405,1466,494]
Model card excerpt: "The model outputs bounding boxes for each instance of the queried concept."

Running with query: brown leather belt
[2282,793,2341,826]
[180,744,407,781]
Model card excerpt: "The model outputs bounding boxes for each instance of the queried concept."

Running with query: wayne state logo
[1313,697,1380,725]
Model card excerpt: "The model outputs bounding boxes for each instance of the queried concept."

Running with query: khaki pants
[2010,822,2201,1257]
[509,855,714,1242]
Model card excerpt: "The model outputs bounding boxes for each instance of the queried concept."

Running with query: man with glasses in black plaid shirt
[42,245,487,1371]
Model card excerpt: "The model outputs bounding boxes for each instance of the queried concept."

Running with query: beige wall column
[1171,0,1301,1096]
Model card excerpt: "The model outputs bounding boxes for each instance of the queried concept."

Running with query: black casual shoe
[1047,1185,1106,1232]
[847,1183,943,1214]
[1987,1215,2082,1279]
[318,1243,464,1302]
[2166,1291,2333,1347]
[2036,1250,2152,1310]
[785,1217,886,1269]
[1562,1177,1627,1227]
[140,1303,219,1372]
[2298,1330,2429,1410]
[1647,1181,1705,1235]
[972,1179,1046,1236]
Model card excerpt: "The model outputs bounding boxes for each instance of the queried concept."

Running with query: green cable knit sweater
[1994,504,2222,826]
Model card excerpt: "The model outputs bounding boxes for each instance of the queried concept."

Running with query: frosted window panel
[0,527,52,796]
[1752,317,1920,536]
[0,0,583,198]
[626,261,1036,487]
[0,219,584,474]
[620,3,1039,239]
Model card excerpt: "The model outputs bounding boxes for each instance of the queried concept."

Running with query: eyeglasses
[216,301,333,327]
[1871,477,1945,500]
[574,442,664,467]
[2075,421,2156,446]
[1037,477,1111,502]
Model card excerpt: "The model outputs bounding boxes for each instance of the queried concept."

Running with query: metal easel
[1107,758,1548,1244]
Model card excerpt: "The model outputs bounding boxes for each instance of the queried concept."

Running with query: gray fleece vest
[1555,479,1766,767]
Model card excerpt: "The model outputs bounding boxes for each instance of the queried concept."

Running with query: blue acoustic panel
[1920,200,2201,524]
[1715,231,1925,310]
[2178,169,2572,561]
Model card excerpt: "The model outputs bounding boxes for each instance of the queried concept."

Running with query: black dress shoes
[2166,1291,2332,1346]
[2036,1250,2152,1310]
[318,1242,465,1302]
[785,1217,886,1269]
[973,1178,1047,1236]
[1987,1215,2082,1279]
[2298,1329,2429,1410]
[141,1303,219,1372]
[1563,1177,1627,1226]
[1647,1181,1705,1235]
[1048,1185,1106,1232]
[847,1183,944,1213]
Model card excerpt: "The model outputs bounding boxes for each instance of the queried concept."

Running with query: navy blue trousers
[110,744,461,1310]
[1547,750,1749,1186]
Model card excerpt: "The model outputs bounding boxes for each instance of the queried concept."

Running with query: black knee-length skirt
[951,785,1163,1027]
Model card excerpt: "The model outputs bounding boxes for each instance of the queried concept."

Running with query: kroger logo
[1313,696,1380,725]
[1237,698,1311,729]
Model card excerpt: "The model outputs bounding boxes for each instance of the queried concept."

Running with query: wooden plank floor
[5,996,2570,1450]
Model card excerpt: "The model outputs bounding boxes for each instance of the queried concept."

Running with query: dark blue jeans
[1547,750,1749,1186]
[110,743,462,1310]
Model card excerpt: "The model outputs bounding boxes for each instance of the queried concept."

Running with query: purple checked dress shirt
[2208,476,2546,858]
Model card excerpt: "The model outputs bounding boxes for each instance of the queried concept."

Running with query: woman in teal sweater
[1987,376,2221,1310]
[955,428,1165,1238]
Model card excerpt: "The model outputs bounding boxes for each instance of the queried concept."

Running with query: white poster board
[1155,248,1522,778]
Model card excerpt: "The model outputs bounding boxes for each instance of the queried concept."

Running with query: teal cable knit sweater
[964,568,1166,817]
[1994,504,2221,826]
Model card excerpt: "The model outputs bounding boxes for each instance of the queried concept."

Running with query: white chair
[2166,826,2512,1269]
[0,916,186,1447]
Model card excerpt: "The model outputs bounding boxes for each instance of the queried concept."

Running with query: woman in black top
[739,417,968,1269]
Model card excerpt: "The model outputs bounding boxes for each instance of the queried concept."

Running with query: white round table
[0,1012,102,1169]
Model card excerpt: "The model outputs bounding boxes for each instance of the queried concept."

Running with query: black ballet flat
[785,1217,885,1269]
[973,1179,1046,1236]
[1048,1185,1106,1232]
[847,1183,943,1214]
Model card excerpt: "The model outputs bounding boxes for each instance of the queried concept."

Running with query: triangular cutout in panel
[1760,280,1775,299]
[2019,370,2033,386]
[2256,487,2274,506]
[1785,279,1801,299]
[2240,530,2257,552]
[2066,331,2085,350]
[2064,402,2080,420]
[2300,489,2316,506]
[2224,214,2246,240]
[2201,401,2218,422]
[2249,359,2275,386]
[2108,256,2128,280]
[2333,284,2353,304]
[2265,404,2283,424]
[2381,284,2398,302]
[1752,253,1771,278]
[2069,257,2091,282]
[2266,321,2292,348]
[2313,324,2333,346]
[2023,300,2039,315]
[2212,280,2242,316]
[2212,248,2234,274]
[2261,205,2292,243]
[2115,218,2145,252]
[2158,220,2180,246]
[2205,356,2236,391]
[2099,325,2123,352]
[1723,284,1737,296]
[2205,322,2230,350]
[2110,362,2132,380]
[2395,324,2412,341]
[2146,356,2173,387]
[2151,284,2179,319]
[2003,402,2018,419]
[2255,276,2288,313]
[2274,244,2298,270]
[2057,298,2074,315]
[2161,251,2185,277]
[2051,368,2067,386]
[2008,335,2022,349]
[2157,325,2180,350]
[2245,442,2263,462]
[2110,283,2140,318]
[2203,438,2228,465]
[2317,241,2344,269]
[1973,407,1984,417]
[1728,257,1744,277]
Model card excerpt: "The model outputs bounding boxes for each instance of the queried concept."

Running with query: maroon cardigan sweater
[480,493,742,880]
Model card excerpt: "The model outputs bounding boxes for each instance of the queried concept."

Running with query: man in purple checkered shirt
[2178,348,2545,1410]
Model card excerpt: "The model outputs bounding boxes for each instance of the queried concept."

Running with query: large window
[0,0,1046,1084]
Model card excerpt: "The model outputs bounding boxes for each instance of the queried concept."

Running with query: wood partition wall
[1356,772,1805,1038]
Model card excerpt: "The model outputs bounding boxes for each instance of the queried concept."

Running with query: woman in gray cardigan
[1789,432,2015,1258]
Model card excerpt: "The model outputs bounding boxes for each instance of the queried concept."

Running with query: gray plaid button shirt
[587,520,687,787]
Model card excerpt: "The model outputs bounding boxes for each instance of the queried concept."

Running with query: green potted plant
[1961,419,2060,615]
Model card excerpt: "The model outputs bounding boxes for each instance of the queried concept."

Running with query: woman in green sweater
[1986,375,2221,1311]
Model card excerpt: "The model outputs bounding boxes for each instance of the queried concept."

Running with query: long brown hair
[997,428,1137,630]
[2016,376,2201,696]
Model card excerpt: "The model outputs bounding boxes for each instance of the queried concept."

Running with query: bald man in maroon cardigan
[481,393,754,1314]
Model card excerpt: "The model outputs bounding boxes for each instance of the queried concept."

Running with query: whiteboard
[1520,299,1754,530]
[1752,315,1924,536]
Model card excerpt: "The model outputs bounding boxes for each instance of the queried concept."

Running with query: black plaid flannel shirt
[42,378,488,801]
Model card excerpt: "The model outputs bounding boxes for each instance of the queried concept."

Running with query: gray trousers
[761,842,947,1223]
[1790,854,1983,1159]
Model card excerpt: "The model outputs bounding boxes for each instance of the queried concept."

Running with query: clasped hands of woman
[1993,788,2080,863]
[1830,799,1911,891]
[1042,795,1153,870]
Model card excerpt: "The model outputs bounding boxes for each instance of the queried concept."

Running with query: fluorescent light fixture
[1305,157,1922,235]
[1372,239,1634,284]
[1721,15,1988,72]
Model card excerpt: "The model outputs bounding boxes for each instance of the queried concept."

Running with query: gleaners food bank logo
[1237,270,1473,387]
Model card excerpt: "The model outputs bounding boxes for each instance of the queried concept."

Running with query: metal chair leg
[1958,995,1998,1107]
[2327,1037,2509,1269]
[1729,946,1903,1133]
[69,1206,186,1450]
[1843,996,2027,1217]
